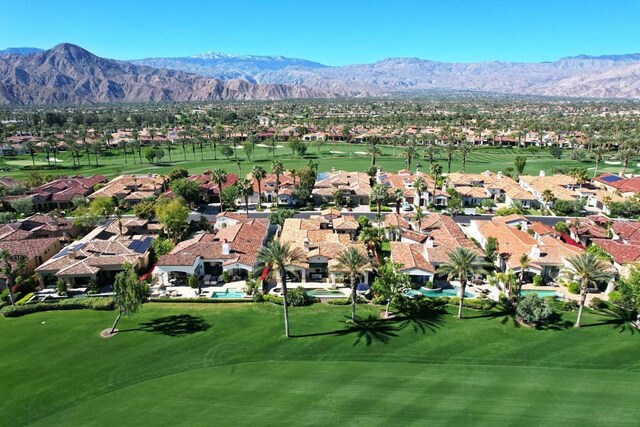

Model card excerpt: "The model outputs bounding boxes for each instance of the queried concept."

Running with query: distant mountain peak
[0,47,44,56]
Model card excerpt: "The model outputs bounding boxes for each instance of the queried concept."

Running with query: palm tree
[458,141,474,173]
[445,136,457,173]
[237,178,253,214]
[367,143,382,166]
[23,140,37,166]
[334,247,371,321]
[211,169,228,212]
[391,188,404,214]
[118,139,128,164]
[541,189,555,210]
[429,162,443,207]
[413,208,426,232]
[358,226,384,257]
[516,254,530,303]
[413,176,427,208]
[370,184,388,218]
[0,250,17,306]
[591,145,606,178]
[564,252,612,328]
[403,142,418,172]
[256,241,306,337]
[251,165,267,210]
[271,160,284,198]
[436,247,489,319]
[620,148,635,174]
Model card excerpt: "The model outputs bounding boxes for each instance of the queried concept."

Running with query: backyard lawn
[0,144,633,180]
[1,303,639,426]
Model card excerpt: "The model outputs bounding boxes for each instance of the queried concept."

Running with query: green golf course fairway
[2,303,639,426]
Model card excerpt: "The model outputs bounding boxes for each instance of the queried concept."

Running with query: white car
[401,202,413,211]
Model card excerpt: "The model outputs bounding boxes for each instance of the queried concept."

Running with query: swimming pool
[211,290,247,299]
[520,290,563,299]
[418,288,475,298]
[307,289,346,298]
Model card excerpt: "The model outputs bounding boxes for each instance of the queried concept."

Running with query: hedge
[150,297,253,304]
[1,297,115,318]
[16,293,34,306]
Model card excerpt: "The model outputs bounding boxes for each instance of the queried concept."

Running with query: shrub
[87,280,99,295]
[554,222,570,235]
[371,295,387,305]
[590,297,606,310]
[221,271,230,283]
[188,274,198,289]
[56,279,68,296]
[287,287,311,307]
[252,292,264,302]
[567,281,580,295]
[607,290,623,306]
[262,294,284,305]
[150,298,252,304]
[327,298,350,305]
[1,297,115,317]
[532,275,543,287]
[445,296,494,311]
[516,293,554,326]
[16,292,33,305]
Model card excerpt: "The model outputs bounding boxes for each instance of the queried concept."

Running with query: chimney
[497,171,503,178]
[376,166,381,176]
[221,239,231,255]
[529,244,541,259]
[424,236,434,249]
[539,170,546,177]
[303,238,310,252]
[331,166,336,173]
[67,250,77,260]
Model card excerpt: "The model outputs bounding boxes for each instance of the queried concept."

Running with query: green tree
[221,144,234,160]
[0,250,18,306]
[372,259,412,317]
[271,160,284,197]
[436,247,489,319]
[109,263,146,334]
[220,185,238,211]
[155,197,189,243]
[251,165,267,210]
[236,178,254,214]
[564,252,612,327]
[514,156,527,175]
[334,247,371,321]
[144,147,156,164]
[268,208,295,227]
[170,178,201,208]
[367,143,382,166]
[9,197,34,216]
[370,184,388,217]
[516,293,554,326]
[242,141,254,161]
[485,237,498,264]
[211,169,228,211]
[256,241,306,337]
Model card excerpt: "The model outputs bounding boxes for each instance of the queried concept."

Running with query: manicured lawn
[0,144,633,180]
[1,303,639,426]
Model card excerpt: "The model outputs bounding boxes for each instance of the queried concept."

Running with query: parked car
[401,202,413,211]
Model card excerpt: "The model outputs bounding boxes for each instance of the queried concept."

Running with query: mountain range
[3,44,640,104]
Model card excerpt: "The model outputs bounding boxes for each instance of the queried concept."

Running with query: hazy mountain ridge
[130,51,640,99]
[0,47,44,56]
[0,44,336,105]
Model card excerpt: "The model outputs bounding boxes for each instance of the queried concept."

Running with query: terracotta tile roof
[530,222,556,236]
[313,171,371,197]
[332,215,359,230]
[568,218,609,239]
[612,221,640,243]
[592,239,640,264]
[384,213,411,229]
[401,229,429,243]
[89,175,163,199]
[391,241,435,273]
[0,237,60,261]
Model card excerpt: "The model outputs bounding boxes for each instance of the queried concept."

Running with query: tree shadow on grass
[291,315,399,346]
[580,306,638,334]
[132,314,211,337]
[391,302,446,335]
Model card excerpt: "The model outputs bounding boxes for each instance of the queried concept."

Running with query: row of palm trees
[257,238,613,337]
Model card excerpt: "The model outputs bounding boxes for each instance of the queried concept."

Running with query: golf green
[1,303,638,426]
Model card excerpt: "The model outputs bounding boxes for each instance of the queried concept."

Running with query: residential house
[466,216,584,282]
[591,238,640,279]
[88,174,164,206]
[518,172,580,208]
[214,212,252,230]
[155,218,270,286]
[35,220,154,288]
[247,172,296,206]
[312,170,371,206]
[187,171,238,204]
[279,214,371,285]
[445,172,537,208]
[376,170,436,207]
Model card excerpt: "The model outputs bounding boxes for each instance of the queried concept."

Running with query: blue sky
[1,0,638,65]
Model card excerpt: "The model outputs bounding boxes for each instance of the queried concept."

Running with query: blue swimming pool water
[307,289,346,298]
[406,288,474,298]
[520,290,563,298]
[211,290,247,299]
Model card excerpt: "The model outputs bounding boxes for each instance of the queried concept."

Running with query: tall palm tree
[24,140,37,166]
[541,189,555,210]
[516,254,530,303]
[591,145,606,178]
[458,141,474,173]
[391,188,404,214]
[271,160,284,198]
[445,136,457,173]
[413,208,425,232]
[237,178,254,214]
[0,250,17,306]
[251,165,267,210]
[413,176,427,208]
[403,142,418,172]
[429,162,443,207]
[334,247,371,321]
[256,241,306,337]
[565,252,612,327]
[358,226,385,257]
[436,247,489,319]
[211,168,228,212]
[370,184,388,218]
[367,143,382,166]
